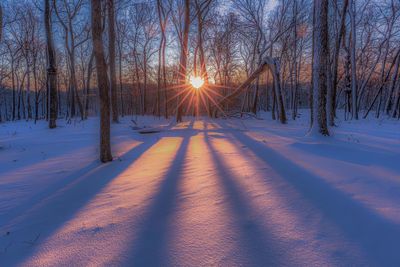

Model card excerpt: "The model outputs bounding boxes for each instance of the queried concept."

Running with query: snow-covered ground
[0,112,399,266]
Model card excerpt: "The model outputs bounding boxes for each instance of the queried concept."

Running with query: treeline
[0,1,399,131]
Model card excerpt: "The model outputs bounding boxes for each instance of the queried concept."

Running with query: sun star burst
[189,76,205,89]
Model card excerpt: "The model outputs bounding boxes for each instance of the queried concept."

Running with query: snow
[0,112,399,266]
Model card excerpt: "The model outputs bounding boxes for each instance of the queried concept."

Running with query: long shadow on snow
[126,121,194,266]
[228,127,400,266]
[0,160,99,227]
[0,120,181,227]
[203,128,288,266]
[291,141,399,173]
[0,134,96,178]
[0,135,160,266]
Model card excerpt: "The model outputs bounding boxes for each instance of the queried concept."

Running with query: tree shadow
[202,129,288,266]
[0,145,90,179]
[228,128,400,266]
[0,117,181,179]
[0,135,161,266]
[0,160,100,227]
[126,122,193,266]
[291,140,399,172]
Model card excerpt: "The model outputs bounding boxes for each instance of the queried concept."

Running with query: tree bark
[330,0,349,125]
[91,0,113,163]
[311,0,329,135]
[176,0,190,122]
[349,0,358,119]
[195,0,211,116]
[156,0,166,118]
[45,0,58,129]
[108,0,118,122]
[85,52,94,119]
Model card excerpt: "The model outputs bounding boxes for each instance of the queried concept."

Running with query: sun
[189,76,205,89]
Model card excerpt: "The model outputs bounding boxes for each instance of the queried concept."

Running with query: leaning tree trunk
[364,48,400,118]
[45,0,58,129]
[108,0,118,122]
[392,73,400,118]
[216,57,286,123]
[91,0,112,163]
[311,0,329,135]
[384,52,400,115]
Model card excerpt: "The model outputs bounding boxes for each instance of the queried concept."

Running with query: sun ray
[186,89,197,115]
[202,86,224,98]
[164,83,189,91]
[198,89,211,116]
[174,87,195,115]
[166,86,191,104]
[200,87,229,118]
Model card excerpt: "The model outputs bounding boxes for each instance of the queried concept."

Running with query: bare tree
[91,0,112,163]
[176,0,190,122]
[195,0,212,116]
[349,0,358,119]
[311,0,329,135]
[329,0,349,125]
[108,0,118,123]
[53,0,88,120]
[156,0,170,118]
[45,0,58,128]
[0,0,398,126]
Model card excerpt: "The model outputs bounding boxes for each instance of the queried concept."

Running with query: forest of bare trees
[0,0,399,156]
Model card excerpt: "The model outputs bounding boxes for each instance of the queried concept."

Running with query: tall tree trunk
[143,50,147,114]
[45,0,58,129]
[17,82,21,120]
[162,31,168,118]
[176,0,190,122]
[196,0,211,116]
[33,61,39,123]
[91,0,113,163]
[311,0,329,135]
[26,61,32,120]
[108,0,118,122]
[349,0,358,119]
[330,0,349,125]
[156,0,165,118]
[291,0,298,120]
[310,0,315,126]
[85,52,94,119]
[11,57,16,120]
[133,46,142,114]
[118,47,124,117]
[272,60,287,123]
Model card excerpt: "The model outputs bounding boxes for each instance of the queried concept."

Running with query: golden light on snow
[189,76,205,89]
